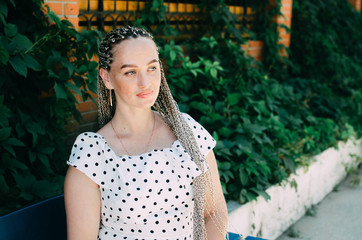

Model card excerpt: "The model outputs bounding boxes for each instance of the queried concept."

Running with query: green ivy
[0,0,101,215]
[1,0,360,214]
[285,0,362,134]
[137,0,360,203]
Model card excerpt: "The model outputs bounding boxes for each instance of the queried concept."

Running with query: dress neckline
[89,132,181,158]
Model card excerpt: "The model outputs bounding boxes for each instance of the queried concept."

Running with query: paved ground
[277,168,362,240]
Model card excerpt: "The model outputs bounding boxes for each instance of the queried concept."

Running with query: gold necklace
[110,112,156,156]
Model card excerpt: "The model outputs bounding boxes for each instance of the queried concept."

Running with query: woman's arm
[204,150,229,240]
[64,166,101,240]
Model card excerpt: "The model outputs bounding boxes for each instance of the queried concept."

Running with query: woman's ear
[99,68,113,90]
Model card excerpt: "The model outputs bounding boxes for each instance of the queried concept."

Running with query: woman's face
[101,37,161,110]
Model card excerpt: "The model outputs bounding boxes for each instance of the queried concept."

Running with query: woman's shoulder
[67,131,114,187]
[180,112,216,156]
[180,112,206,131]
[72,132,106,145]
[69,132,108,159]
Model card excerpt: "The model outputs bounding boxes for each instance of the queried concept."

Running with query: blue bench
[0,195,66,240]
[0,195,266,240]
[228,232,267,240]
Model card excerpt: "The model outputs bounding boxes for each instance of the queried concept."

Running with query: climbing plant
[1,0,360,215]
[286,0,362,134]
[134,0,360,202]
[0,0,101,215]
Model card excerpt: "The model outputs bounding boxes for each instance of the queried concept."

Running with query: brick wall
[241,0,293,61]
[241,40,265,61]
[276,0,293,56]
[348,0,362,11]
[44,0,80,28]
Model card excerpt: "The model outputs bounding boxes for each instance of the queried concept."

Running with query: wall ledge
[227,138,362,240]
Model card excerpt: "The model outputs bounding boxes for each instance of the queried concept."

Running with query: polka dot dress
[67,113,216,240]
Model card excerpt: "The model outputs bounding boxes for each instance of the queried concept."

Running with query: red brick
[249,40,264,48]
[281,0,293,5]
[46,2,63,15]
[246,48,263,58]
[81,111,98,124]
[279,38,291,47]
[77,100,97,112]
[64,2,79,16]
[64,120,79,133]
[279,32,291,39]
[254,55,264,61]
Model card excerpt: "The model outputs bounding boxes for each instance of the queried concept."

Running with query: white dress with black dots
[67,113,216,240]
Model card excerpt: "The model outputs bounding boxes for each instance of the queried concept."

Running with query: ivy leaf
[38,153,50,168]
[9,55,27,77]
[251,188,271,201]
[4,23,18,38]
[227,93,241,106]
[239,168,249,185]
[169,50,176,62]
[5,137,25,147]
[219,127,232,138]
[282,155,296,172]
[65,82,81,96]
[88,61,98,70]
[0,1,8,18]
[0,104,12,127]
[4,154,28,171]
[12,34,33,51]
[54,82,68,99]
[152,0,161,10]
[0,127,11,141]
[219,161,231,170]
[46,9,62,27]
[189,101,211,112]
[0,42,10,65]
[23,54,42,71]
[2,144,15,157]
[210,68,217,78]
[28,150,36,163]
[37,147,55,155]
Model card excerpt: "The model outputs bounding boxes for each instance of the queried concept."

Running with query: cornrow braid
[97,26,228,240]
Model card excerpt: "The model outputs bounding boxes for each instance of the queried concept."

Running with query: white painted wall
[226,138,362,240]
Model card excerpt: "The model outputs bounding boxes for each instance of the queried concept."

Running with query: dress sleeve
[182,113,216,157]
[67,132,110,187]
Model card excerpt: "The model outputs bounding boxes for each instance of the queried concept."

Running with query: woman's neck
[111,107,155,136]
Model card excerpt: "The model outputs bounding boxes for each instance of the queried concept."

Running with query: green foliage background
[0,0,361,215]
[136,0,362,202]
[0,0,101,214]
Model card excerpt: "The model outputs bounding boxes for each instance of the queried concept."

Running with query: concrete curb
[226,138,362,240]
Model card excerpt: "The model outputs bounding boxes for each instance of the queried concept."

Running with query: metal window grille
[78,0,255,35]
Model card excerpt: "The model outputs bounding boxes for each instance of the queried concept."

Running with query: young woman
[64,26,228,240]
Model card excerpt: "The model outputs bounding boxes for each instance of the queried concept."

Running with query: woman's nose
[137,72,150,88]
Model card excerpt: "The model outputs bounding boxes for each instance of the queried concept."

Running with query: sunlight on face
[108,37,161,110]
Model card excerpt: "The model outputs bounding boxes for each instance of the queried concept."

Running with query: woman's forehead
[111,37,158,66]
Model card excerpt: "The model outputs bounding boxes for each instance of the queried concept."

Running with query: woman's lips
[136,90,153,98]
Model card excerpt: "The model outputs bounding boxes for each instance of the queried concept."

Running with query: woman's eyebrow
[120,64,137,69]
[147,59,159,65]
[120,59,159,69]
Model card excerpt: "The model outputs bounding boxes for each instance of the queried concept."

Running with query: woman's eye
[125,70,136,76]
[149,66,157,71]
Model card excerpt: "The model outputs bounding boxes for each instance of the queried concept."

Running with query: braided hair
[97,26,227,240]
